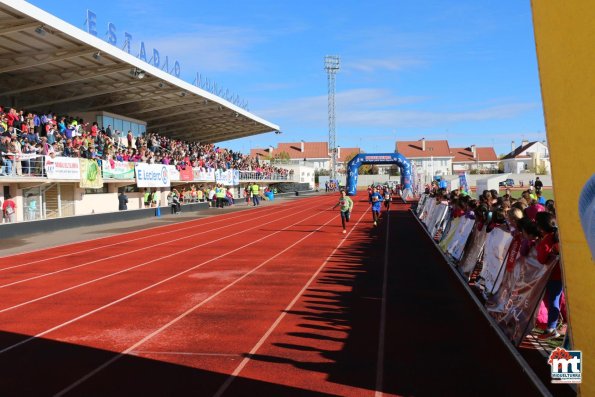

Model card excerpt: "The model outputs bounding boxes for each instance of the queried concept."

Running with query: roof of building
[0,0,278,143]
[450,146,498,163]
[396,139,452,158]
[250,142,361,162]
[337,147,361,162]
[501,141,538,160]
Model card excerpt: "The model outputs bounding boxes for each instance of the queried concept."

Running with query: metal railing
[238,171,295,181]
[0,154,296,183]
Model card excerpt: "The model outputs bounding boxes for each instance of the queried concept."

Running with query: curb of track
[409,209,553,397]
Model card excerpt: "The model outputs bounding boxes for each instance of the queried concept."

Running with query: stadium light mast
[324,55,340,180]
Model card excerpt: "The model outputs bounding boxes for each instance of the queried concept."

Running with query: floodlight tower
[325,55,340,179]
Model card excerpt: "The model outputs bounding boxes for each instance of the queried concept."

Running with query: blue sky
[29,0,545,156]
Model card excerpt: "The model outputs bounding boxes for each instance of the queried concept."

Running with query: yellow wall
[532,2,595,395]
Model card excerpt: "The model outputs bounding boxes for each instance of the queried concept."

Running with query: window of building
[84,185,109,194]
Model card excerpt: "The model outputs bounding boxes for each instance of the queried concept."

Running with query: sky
[28,0,546,156]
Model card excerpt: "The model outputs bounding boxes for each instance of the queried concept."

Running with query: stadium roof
[0,0,279,143]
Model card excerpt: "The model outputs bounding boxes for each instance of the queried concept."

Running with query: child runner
[370,186,383,226]
[384,186,392,211]
[333,190,354,234]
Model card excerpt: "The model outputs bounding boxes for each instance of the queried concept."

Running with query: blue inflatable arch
[346,153,412,196]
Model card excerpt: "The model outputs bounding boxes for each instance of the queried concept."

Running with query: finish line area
[0,194,558,396]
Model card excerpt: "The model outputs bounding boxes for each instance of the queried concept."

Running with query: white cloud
[256,89,538,129]
[345,57,426,73]
[142,25,264,73]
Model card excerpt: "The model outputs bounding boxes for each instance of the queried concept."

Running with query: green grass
[499,187,555,201]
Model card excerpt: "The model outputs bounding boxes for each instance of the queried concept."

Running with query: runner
[370,186,383,226]
[333,189,354,234]
[383,186,392,211]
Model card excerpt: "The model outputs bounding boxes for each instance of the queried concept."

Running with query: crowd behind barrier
[415,184,567,348]
[0,107,292,178]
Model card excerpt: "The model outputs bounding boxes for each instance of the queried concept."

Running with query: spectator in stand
[2,194,16,222]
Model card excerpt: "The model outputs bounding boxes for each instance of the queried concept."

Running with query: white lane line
[0,194,306,268]
[53,204,340,397]
[212,206,370,397]
[375,211,390,397]
[0,201,326,314]
[0,200,307,289]
[0,201,334,357]
[131,351,240,358]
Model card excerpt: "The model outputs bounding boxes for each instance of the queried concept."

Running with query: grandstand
[0,0,309,222]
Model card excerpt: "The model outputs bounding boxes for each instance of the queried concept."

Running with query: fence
[415,194,564,348]
[0,154,296,183]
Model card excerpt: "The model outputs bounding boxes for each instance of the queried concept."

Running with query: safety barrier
[415,194,563,347]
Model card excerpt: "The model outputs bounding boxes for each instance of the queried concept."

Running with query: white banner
[479,228,513,294]
[215,169,240,186]
[167,165,180,182]
[192,168,216,182]
[45,156,80,180]
[448,217,476,261]
[135,163,170,187]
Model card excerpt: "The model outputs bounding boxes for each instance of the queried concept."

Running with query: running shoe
[539,328,561,340]
[343,229,346,234]
[374,221,377,226]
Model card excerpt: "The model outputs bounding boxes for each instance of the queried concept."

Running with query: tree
[274,151,290,161]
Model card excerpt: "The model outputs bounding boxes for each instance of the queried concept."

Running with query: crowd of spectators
[0,106,292,179]
[422,184,564,343]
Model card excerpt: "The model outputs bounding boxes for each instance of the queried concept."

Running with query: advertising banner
[79,158,103,189]
[457,227,487,277]
[44,156,80,180]
[135,163,170,188]
[167,165,180,182]
[180,167,194,181]
[215,169,240,186]
[102,160,135,180]
[533,2,595,391]
[458,172,469,194]
[193,168,215,182]
[492,251,558,346]
[448,217,475,261]
[479,228,513,295]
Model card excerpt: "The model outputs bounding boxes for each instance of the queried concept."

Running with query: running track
[0,195,552,396]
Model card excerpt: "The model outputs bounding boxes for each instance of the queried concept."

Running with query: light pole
[325,55,340,180]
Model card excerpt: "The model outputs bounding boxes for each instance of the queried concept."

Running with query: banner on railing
[492,251,558,346]
[180,167,193,181]
[167,165,180,182]
[448,217,475,261]
[45,156,80,180]
[102,160,135,180]
[479,228,513,294]
[215,169,239,186]
[192,168,215,182]
[135,163,170,188]
[79,159,104,189]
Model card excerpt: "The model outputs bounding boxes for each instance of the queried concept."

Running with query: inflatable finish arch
[346,153,412,196]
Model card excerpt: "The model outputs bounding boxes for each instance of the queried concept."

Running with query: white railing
[238,171,295,181]
[0,154,296,183]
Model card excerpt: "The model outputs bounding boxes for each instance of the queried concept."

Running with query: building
[396,139,454,184]
[500,140,551,174]
[450,145,499,173]
[251,141,361,173]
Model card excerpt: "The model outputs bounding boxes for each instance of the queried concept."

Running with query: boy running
[383,187,392,211]
[370,186,383,226]
[333,190,354,234]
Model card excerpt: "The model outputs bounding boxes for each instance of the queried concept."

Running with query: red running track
[0,195,551,396]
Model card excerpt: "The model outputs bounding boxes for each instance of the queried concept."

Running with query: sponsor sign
[79,159,103,189]
[193,168,216,182]
[45,156,80,180]
[102,160,135,180]
[135,163,170,187]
